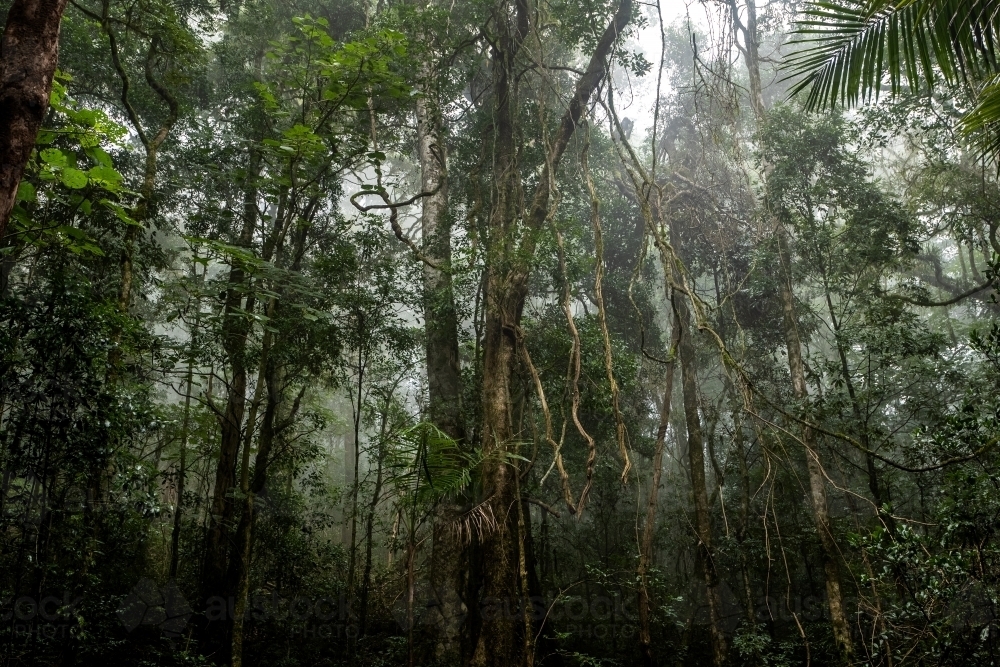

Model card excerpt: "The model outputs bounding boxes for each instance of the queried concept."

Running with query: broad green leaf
[61,168,89,189]
[16,181,36,203]
[87,165,123,187]
[101,200,140,226]
[40,148,68,167]
[86,147,113,167]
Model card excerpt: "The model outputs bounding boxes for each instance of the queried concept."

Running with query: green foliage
[5,0,1000,665]
[785,0,1000,156]
[387,422,481,506]
[10,74,133,258]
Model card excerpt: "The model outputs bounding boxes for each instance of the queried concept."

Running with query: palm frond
[783,0,1000,111]
[960,73,1000,136]
[387,422,480,506]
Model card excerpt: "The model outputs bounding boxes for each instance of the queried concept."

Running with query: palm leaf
[387,422,480,506]
[784,0,1000,111]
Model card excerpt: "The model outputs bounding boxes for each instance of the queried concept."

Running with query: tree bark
[777,227,853,661]
[169,285,199,580]
[359,405,388,635]
[0,0,68,241]
[638,310,681,667]
[417,57,467,660]
[347,358,361,601]
[228,345,279,667]
[229,214,309,666]
[673,288,727,667]
[202,151,261,601]
[471,3,632,665]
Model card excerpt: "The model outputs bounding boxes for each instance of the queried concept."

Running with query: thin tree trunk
[733,409,758,628]
[777,227,853,661]
[406,529,417,667]
[347,370,361,601]
[0,0,68,240]
[229,216,310,666]
[169,289,199,579]
[514,482,535,667]
[202,152,261,611]
[638,310,681,667]
[359,412,387,635]
[229,348,280,667]
[673,288,727,667]
[342,427,356,547]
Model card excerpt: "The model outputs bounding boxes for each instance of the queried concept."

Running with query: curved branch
[349,181,444,270]
[896,280,995,306]
[101,0,147,148]
[525,497,560,518]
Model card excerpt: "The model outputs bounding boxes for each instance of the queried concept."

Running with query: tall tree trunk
[229,216,309,666]
[733,406,759,629]
[777,228,853,660]
[347,365,361,602]
[673,289,727,667]
[730,1,854,658]
[229,346,279,667]
[359,408,388,635]
[202,151,260,601]
[471,3,632,665]
[342,426,356,547]
[469,2,528,663]
[169,299,198,579]
[0,0,68,241]
[638,310,681,667]
[417,49,462,447]
[417,57,467,660]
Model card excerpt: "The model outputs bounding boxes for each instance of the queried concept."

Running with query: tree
[0,0,68,241]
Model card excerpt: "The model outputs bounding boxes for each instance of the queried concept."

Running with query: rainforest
[1,0,999,665]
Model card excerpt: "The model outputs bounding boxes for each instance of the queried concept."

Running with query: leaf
[87,165,123,187]
[61,168,89,189]
[784,0,1000,159]
[101,200,140,226]
[16,182,36,203]
[66,108,99,127]
[86,147,114,167]
[59,225,88,240]
[40,148,68,167]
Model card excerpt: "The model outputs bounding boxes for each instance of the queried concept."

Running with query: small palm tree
[783,0,1000,154]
